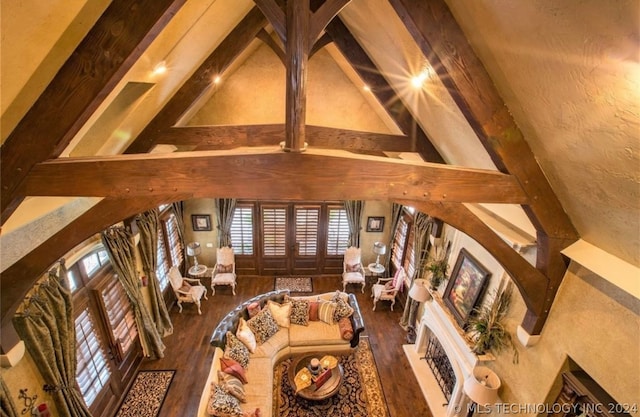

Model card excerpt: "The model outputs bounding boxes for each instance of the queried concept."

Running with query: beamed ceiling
[1,0,638,344]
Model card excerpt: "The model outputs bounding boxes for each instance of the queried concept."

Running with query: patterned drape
[101,227,166,359]
[400,213,433,329]
[135,209,173,337]
[385,203,403,270]
[0,374,19,417]
[13,262,92,417]
[215,198,236,247]
[344,200,364,247]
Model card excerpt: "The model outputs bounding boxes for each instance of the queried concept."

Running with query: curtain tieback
[43,383,70,393]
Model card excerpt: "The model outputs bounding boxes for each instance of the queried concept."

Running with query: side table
[367,263,385,279]
[188,264,208,279]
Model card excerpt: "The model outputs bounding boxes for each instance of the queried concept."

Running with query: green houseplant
[423,241,449,290]
[466,280,519,363]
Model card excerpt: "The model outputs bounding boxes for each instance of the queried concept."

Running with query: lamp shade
[463,366,501,406]
[373,242,387,255]
[408,279,430,303]
[187,242,202,257]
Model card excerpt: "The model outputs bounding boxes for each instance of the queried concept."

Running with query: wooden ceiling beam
[0,0,187,225]
[125,7,269,154]
[256,29,285,64]
[309,0,350,45]
[157,125,414,153]
[24,150,527,204]
[254,0,287,43]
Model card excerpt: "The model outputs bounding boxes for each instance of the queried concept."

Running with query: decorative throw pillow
[236,318,257,353]
[217,371,246,403]
[287,297,310,326]
[246,302,261,319]
[317,300,337,324]
[308,301,320,321]
[267,300,291,328]
[208,384,242,417]
[246,307,279,345]
[217,264,233,274]
[346,262,362,272]
[384,281,394,291]
[224,331,250,369]
[179,280,191,293]
[220,357,248,384]
[338,317,354,340]
[331,292,354,321]
[242,408,261,417]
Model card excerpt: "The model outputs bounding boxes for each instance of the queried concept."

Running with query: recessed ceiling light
[213,75,222,84]
[152,61,167,76]
[411,67,431,89]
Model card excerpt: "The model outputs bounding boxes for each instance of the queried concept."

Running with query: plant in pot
[466,280,519,364]
[423,241,449,290]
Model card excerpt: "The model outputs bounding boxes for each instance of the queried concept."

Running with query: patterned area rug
[273,338,389,417]
[274,277,313,293]
[115,370,175,417]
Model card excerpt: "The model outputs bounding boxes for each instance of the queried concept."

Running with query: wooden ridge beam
[156,124,413,153]
[24,150,527,204]
[125,7,268,154]
[0,0,186,225]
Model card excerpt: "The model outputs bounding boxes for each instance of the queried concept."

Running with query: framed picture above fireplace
[443,248,490,327]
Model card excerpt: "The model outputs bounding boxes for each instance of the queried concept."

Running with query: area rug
[274,277,313,293]
[272,337,389,417]
[115,370,175,417]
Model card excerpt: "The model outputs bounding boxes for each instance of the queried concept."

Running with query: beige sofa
[197,290,365,417]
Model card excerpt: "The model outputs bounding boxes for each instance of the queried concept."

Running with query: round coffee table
[288,354,343,401]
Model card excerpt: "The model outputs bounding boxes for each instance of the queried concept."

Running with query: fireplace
[403,293,496,417]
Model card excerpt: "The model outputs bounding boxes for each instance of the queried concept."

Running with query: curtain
[1,373,20,417]
[385,203,403,270]
[12,262,93,417]
[136,209,173,337]
[400,212,433,329]
[215,198,236,247]
[344,200,364,247]
[101,227,166,359]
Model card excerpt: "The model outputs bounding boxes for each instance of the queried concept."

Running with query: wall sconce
[372,242,386,268]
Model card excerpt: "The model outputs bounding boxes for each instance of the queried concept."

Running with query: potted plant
[466,280,519,363]
[423,241,449,290]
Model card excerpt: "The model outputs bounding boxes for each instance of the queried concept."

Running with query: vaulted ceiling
[1,0,638,341]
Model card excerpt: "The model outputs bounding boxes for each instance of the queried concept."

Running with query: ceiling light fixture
[152,61,167,76]
[213,75,222,84]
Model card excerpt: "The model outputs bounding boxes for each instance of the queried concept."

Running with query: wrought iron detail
[422,333,456,401]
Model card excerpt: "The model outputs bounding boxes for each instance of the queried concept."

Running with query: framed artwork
[366,216,385,232]
[191,214,212,231]
[443,248,491,327]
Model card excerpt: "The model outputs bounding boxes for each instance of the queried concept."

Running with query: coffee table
[288,354,344,401]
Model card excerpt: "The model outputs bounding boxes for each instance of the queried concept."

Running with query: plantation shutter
[155,224,170,290]
[166,213,184,267]
[262,207,286,256]
[75,307,111,407]
[391,215,409,271]
[99,277,138,361]
[295,207,319,256]
[230,206,254,255]
[403,225,416,283]
[327,207,349,255]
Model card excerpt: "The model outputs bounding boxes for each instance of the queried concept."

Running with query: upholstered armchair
[372,266,406,311]
[342,246,366,293]
[212,246,237,295]
[168,266,208,314]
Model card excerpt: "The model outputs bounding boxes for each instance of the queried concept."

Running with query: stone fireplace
[403,292,496,417]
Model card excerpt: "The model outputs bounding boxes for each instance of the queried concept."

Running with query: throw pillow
[287,297,310,326]
[217,264,233,274]
[267,300,291,328]
[346,262,362,272]
[217,371,246,403]
[338,317,354,340]
[317,300,337,324]
[236,318,257,353]
[246,307,279,345]
[308,301,320,321]
[243,408,261,417]
[220,357,248,384]
[179,280,191,293]
[331,291,354,321]
[246,302,261,319]
[224,331,250,369]
[208,384,242,417]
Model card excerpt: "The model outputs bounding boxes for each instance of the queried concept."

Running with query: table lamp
[372,242,386,268]
[408,279,430,303]
[463,366,500,417]
[187,242,202,268]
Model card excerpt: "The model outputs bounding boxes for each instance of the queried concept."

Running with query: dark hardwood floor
[140,275,432,417]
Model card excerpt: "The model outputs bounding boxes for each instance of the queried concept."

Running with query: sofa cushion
[225,331,250,369]
[317,300,336,324]
[217,371,246,403]
[332,292,354,321]
[220,357,248,384]
[286,296,310,326]
[289,321,345,347]
[337,317,354,340]
[266,300,291,328]
[208,384,242,417]
[236,318,257,353]
[246,308,279,345]
[308,301,320,321]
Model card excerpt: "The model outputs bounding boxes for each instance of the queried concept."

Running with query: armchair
[372,266,406,311]
[212,246,237,295]
[168,266,208,314]
[342,246,366,293]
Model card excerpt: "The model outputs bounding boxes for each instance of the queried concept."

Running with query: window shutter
[100,277,138,360]
[262,207,286,256]
[166,213,184,267]
[75,307,111,407]
[230,206,254,255]
[295,207,319,256]
[156,225,170,291]
[326,207,349,255]
[391,216,409,270]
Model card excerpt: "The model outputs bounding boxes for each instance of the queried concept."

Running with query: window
[295,207,319,256]
[156,224,171,291]
[403,224,416,284]
[165,213,184,267]
[75,306,111,407]
[262,207,287,256]
[230,206,254,255]
[81,249,108,278]
[391,211,413,277]
[99,277,138,359]
[326,207,349,255]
